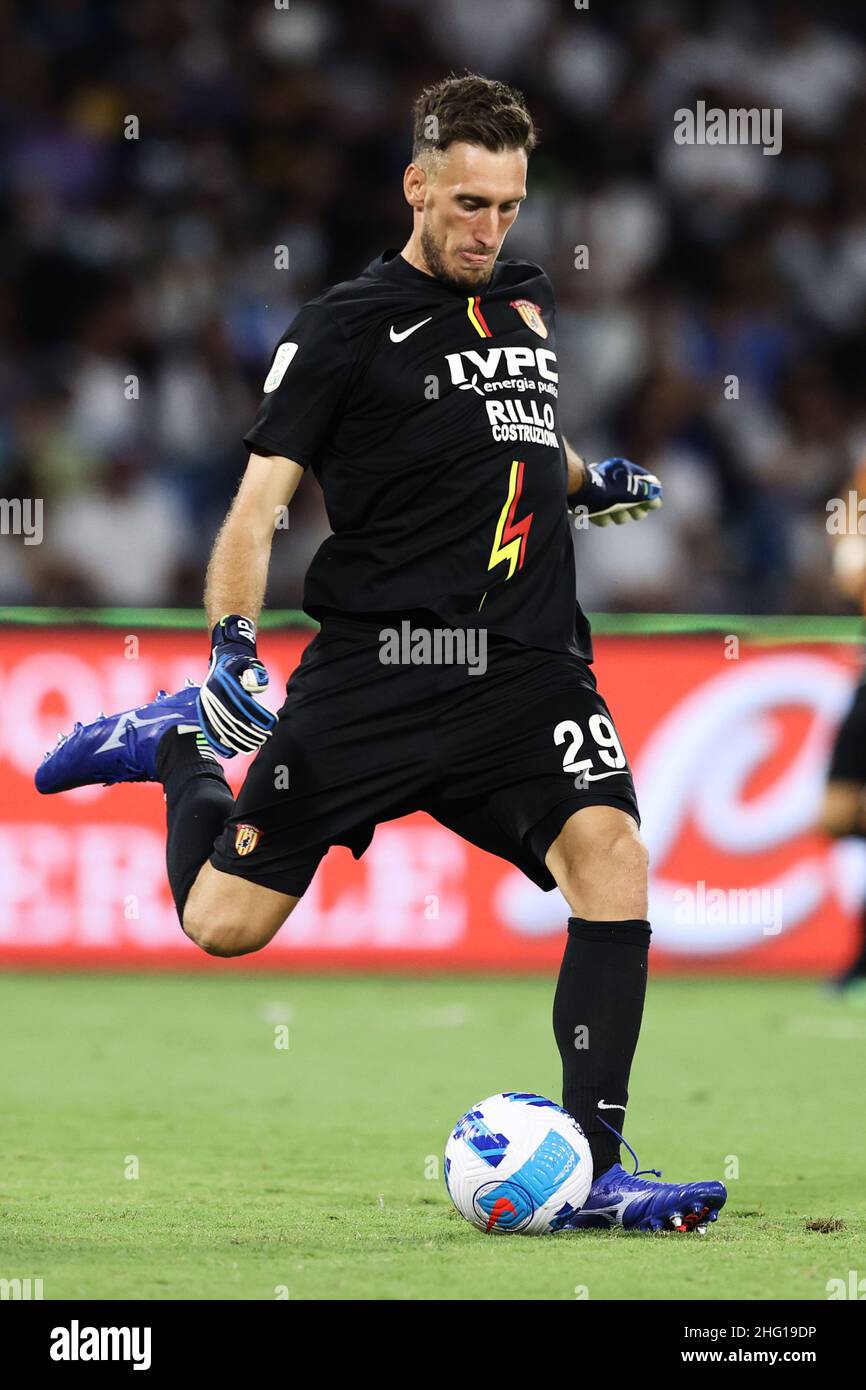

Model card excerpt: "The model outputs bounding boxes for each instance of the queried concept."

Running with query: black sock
[843,902,866,977]
[155,726,234,923]
[553,916,651,1177]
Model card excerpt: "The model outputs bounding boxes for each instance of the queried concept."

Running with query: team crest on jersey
[234,824,262,856]
[509,299,547,339]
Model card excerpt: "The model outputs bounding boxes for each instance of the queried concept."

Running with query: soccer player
[821,455,866,996]
[38,75,725,1233]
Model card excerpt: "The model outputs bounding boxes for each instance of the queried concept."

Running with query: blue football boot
[35,681,206,793]
[566,1119,727,1234]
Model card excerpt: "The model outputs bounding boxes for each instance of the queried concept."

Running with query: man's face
[407,142,527,291]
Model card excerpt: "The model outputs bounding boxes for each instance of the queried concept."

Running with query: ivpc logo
[444,346,558,389]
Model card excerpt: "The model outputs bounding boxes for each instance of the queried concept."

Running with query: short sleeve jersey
[244,249,592,660]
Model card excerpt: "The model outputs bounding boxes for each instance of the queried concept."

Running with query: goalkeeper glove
[197,614,277,757]
[568,457,662,526]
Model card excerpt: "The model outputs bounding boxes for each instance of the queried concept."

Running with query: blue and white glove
[197,614,277,757]
[567,457,662,526]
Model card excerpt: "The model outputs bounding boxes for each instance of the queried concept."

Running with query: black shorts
[210,613,640,897]
[828,671,866,783]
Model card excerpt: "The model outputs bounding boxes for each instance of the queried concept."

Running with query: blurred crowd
[2,0,866,616]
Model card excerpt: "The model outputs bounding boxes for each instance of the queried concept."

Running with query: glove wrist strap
[212,614,258,650]
[566,465,602,513]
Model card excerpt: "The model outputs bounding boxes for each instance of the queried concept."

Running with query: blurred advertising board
[0,620,862,973]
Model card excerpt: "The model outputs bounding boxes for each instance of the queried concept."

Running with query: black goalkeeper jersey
[243,248,592,660]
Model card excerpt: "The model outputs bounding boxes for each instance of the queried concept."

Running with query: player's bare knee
[820,809,856,839]
[820,785,864,839]
[592,821,649,879]
[559,823,648,918]
[183,908,267,958]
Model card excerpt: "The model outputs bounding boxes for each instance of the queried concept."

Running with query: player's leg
[35,685,303,955]
[432,641,725,1231]
[155,723,300,956]
[544,803,650,1177]
[544,796,724,1231]
[181,863,297,957]
[821,674,866,988]
[38,618,439,958]
[820,779,865,839]
[432,643,650,1169]
[544,801,648,917]
[820,782,866,987]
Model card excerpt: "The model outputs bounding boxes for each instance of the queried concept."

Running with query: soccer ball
[444,1092,593,1234]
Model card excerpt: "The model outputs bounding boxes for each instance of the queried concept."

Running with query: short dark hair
[412,73,537,163]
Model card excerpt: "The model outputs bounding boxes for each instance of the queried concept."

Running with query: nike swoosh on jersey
[389,317,432,342]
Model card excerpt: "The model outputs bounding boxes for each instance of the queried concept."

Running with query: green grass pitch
[1,973,863,1300]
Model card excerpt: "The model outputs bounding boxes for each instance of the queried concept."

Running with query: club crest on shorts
[234,823,262,856]
[509,299,547,339]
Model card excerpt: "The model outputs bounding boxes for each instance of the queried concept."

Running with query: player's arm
[219,300,352,629]
[197,301,353,756]
[564,438,589,496]
[563,435,663,527]
[196,452,303,757]
[831,535,866,607]
[830,463,866,606]
[204,451,303,627]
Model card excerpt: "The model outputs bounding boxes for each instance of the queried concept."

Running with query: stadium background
[2,0,866,974]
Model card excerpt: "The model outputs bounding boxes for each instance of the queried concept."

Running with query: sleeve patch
[263,342,299,393]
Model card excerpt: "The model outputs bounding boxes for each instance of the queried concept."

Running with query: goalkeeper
[37,74,725,1236]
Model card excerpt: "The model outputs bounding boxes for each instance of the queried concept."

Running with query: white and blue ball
[444,1092,593,1234]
